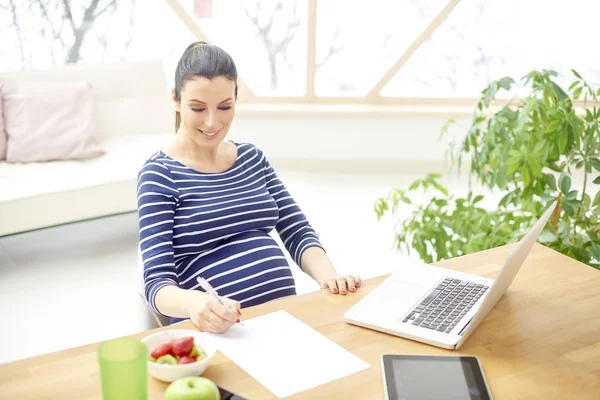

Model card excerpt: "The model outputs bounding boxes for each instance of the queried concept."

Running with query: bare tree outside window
[242,0,301,91]
[0,0,136,72]
[314,0,447,97]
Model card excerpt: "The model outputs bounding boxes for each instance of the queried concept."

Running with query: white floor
[0,170,476,365]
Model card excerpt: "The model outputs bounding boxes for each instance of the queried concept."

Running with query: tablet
[217,384,248,400]
[381,355,492,400]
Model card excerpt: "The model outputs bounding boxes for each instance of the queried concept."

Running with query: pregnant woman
[137,41,361,333]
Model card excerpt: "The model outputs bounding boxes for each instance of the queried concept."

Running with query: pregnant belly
[176,230,297,306]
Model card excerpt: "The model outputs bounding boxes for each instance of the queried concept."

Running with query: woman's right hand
[186,293,241,333]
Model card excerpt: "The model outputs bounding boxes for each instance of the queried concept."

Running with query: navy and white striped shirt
[136,142,324,322]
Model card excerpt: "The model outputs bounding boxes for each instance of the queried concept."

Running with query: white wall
[229,112,472,172]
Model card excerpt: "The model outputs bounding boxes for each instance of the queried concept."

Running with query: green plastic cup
[98,337,148,400]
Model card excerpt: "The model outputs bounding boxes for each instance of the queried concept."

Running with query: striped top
[136,142,324,322]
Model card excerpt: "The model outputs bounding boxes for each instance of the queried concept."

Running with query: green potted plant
[375,70,600,268]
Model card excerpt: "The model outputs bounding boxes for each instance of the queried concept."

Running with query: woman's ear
[172,89,180,112]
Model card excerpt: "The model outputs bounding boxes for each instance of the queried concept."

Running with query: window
[0,0,194,73]
[314,0,448,97]
[2,0,598,105]
[381,0,600,98]
[179,0,308,96]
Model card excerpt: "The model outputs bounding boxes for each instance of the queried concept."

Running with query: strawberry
[178,355,197,365]
[150,343,173,359]
[170,336,194,356]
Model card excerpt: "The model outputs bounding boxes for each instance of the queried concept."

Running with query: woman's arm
[301,247,360,294]
[138,161,241,331]
[257,148,324,266]
[256,147,361,294]
[137,161,180,316]
[300,247,337,286]
[154,285,210,317]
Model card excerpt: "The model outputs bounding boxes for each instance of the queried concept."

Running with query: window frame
[166,0,596,113]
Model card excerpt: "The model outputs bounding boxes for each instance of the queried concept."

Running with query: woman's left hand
[321,274,361,295]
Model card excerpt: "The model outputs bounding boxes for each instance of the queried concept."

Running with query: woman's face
[174,76,236,148]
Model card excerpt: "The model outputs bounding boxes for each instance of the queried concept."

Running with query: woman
[137,41,361,333]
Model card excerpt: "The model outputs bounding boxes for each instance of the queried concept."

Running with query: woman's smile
[198,128,220,138]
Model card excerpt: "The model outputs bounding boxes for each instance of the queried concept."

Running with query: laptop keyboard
[402,277,489,334]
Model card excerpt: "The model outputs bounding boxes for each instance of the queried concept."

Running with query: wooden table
[1,243,599,399]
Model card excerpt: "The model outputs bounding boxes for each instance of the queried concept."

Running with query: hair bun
[185,41,208,52]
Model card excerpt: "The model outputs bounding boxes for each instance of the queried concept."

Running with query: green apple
[189,344,200,358]
[164,377,219,400]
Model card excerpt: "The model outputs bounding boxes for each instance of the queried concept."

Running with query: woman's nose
[203,111,217,130]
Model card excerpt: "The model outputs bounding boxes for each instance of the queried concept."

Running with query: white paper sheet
[201,310,370,398]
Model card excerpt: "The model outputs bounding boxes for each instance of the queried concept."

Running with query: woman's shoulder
[137,150,177,182]
[234,141,267,161]
[139,150,171,172]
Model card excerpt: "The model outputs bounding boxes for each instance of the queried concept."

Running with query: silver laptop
[344,201,557,350]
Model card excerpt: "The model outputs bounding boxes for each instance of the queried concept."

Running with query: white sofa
[0,60,174,237]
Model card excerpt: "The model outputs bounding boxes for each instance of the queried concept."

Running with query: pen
[196,276,245,327]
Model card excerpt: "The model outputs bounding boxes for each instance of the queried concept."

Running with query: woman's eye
[190,107,230,112]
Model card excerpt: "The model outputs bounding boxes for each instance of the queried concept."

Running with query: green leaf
[496,168,507,189]
[566,190,578,200]
[562,201,574,216]
[552,82,568,101]
[559,174,572,194]
[498,77,514,91]
[589,242,600,262]
[573,87,583,100]
[499,192,513,208]
[546,120,562,133]
[473,195,484,204]
[534,181,545,196]
[568,81,580,91]
[558,133,568,153]
[508,150,522,158]
[594,191,600,207]
[521,166,531,185]
[439,115,458,139]
[544,174,557,191]
[538,231,558,244]
[533,141,545,154]
[530,159,543,178]
[571,69,583,79]
[594,176,600,185]
[507,160,521,175]
[592,159,600,172]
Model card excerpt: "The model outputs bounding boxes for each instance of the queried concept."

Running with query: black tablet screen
[218,385,248,400]
[383,355,491,400]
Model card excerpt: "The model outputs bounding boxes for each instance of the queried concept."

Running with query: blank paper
[201,310,370,398]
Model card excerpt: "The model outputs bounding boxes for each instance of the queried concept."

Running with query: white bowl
[141,329,216,383]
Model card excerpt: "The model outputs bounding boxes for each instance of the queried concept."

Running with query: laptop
[344,201,557,350]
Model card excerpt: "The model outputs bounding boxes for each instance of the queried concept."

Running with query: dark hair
[174,41,238,132]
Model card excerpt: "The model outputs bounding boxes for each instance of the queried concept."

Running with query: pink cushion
[2,81,104,163]
[0,85,6,160]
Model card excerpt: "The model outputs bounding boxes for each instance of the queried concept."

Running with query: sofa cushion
[3,81,105,163]
[0,60,173,141]
[0,133,172,236]
[0,84,6,160]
